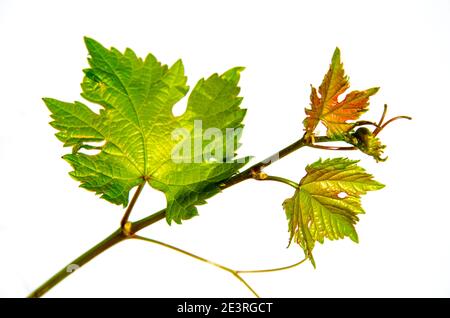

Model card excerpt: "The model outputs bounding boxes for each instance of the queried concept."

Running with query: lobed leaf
[45,37,249,224]
[303,48,379,139]
[283,158,384,267]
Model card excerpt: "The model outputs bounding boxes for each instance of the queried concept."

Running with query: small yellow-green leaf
[283,157,384,267]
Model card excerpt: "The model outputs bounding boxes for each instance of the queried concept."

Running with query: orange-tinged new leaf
[303,48,379,138]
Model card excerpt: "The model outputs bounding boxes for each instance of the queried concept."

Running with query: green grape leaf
[303,48,379,139]
[44,37,249,224]
[283,158,384,267]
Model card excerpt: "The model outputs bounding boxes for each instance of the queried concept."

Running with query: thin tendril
[132,235,307,298]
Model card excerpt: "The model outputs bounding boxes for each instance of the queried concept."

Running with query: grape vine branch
[28,39,410,297]
[28,116,407,297]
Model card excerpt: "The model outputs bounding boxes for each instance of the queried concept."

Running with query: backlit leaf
[283,158,384,267]
[45,37,249,224]
[303,48,379,139]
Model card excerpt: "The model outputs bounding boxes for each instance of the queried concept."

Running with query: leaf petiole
[252,172,299,189]
[120,182,145,232]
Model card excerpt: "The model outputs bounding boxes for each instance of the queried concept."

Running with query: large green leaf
[45,37,248,224]
[283,158,384,267]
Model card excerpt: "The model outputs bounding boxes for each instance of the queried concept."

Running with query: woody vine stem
[28,108,409,298]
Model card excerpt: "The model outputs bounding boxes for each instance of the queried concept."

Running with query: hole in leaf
[338,192,348,199]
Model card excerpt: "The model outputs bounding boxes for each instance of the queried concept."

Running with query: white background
[0,0,449,297]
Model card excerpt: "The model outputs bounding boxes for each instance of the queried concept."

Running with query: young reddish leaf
[303,48,379,139]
